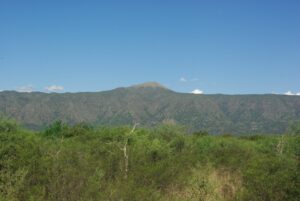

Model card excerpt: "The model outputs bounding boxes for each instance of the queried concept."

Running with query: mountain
[1,82,300,134]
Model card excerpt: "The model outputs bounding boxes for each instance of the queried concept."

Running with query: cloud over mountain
[285,91,300,96]
[191,89,203,94]
[45,85,64,92]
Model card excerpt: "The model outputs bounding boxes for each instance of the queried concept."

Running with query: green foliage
[192,130,209,137]
[0,122,299,201]
[43,121,93,138]
[241,156,300,201]
[43,120,68,137]
[0,117,19,133]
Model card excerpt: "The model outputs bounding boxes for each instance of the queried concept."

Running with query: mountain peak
[130,82,168,89]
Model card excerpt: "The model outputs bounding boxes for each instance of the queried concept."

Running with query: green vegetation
[1,119,299,201]
[1,84,300,134]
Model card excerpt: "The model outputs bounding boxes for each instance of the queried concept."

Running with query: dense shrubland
[0,118,299,201]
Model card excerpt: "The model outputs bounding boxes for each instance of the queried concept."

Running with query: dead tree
[276,134,286,155]
[121,123,138,179]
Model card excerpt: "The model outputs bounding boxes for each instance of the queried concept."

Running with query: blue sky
[0,0,299,94]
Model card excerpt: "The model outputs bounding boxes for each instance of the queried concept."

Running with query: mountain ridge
[1,83,300,134]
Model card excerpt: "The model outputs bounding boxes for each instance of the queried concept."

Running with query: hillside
[1,82,300,134]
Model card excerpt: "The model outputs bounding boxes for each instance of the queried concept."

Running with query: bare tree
[120,123,138,179]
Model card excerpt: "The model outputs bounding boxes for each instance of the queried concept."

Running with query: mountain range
[1,82,300,134]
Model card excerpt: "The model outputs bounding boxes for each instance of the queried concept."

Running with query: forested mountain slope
[1,82,300,134]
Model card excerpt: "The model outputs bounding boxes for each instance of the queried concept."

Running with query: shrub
[241,155,299,201]
[0,118,18,133]
[43,120,69,137]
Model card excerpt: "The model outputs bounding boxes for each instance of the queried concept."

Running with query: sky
[0,0,299,94]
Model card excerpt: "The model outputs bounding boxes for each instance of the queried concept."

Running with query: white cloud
[191,78,199,82]
[284,91,300,96]
[45,85,64,92]
[179,77,187,82]
[191,89,203,94]
[285,91,293,95]
[17,84,34,93]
